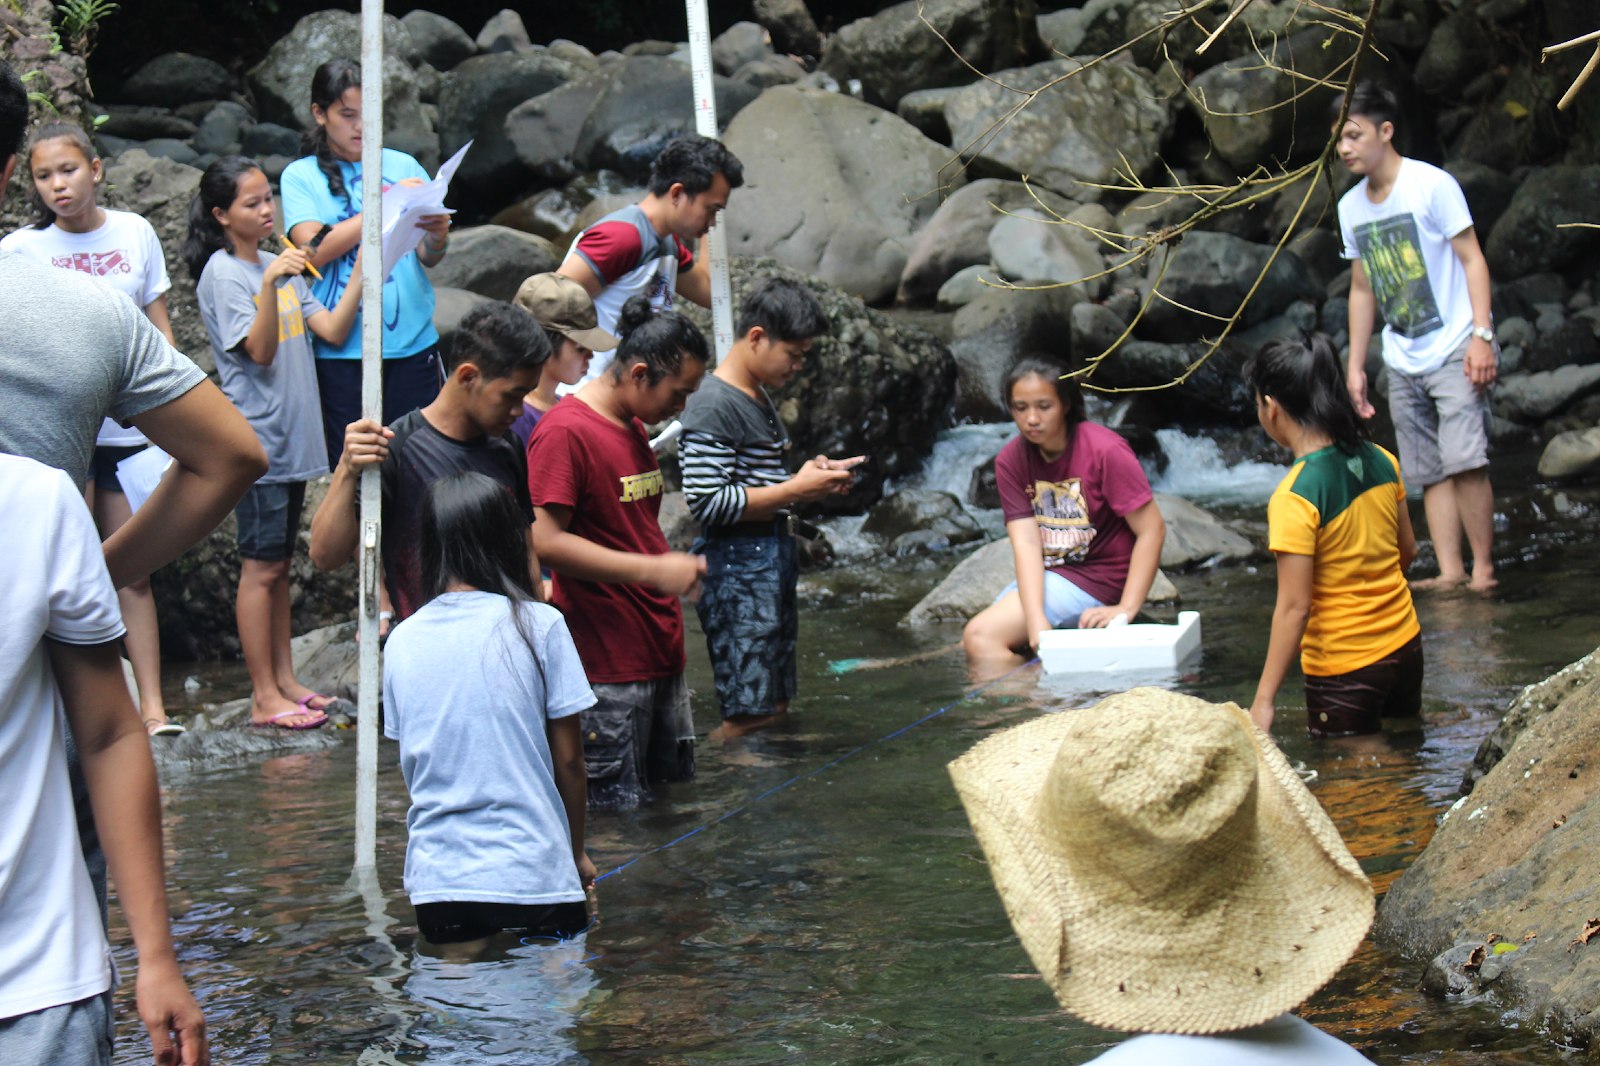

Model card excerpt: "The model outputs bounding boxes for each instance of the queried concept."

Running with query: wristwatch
[1470,325,1495,343]
[306,223,334,254]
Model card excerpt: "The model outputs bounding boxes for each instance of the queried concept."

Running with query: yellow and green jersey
[1267,441,1420,677]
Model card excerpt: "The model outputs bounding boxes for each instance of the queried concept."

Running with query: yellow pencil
[279,235,323,280]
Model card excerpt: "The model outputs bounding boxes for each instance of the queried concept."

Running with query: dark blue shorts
[234,480,307,561]
[88,443,146,493]
[693,533,799,718]
[315,346,443,468]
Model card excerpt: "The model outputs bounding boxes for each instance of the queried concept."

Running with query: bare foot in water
[1410,572,1468,591]
[1467,568,1498,591]
[709,709,786,742]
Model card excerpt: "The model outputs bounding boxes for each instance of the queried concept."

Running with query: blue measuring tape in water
[595,658,1041,882]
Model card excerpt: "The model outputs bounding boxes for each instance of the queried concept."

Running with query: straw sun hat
[947,687,1372,1035]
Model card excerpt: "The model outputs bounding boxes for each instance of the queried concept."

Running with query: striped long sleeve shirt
[677,374,791,528]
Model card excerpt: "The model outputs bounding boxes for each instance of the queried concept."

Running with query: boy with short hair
[1336,81,1498,591]
[308,300,552,620]
[678,278,863,739]
[0,454,207,1065]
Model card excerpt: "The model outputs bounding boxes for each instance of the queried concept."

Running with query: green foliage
[58,0,117,58]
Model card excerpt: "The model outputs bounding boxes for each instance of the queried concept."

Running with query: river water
[114,432,1600,1065]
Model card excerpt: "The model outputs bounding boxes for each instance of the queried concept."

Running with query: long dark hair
[608,294,710,385]
[24,123,98,229]
[1243,332,1367,453]
[420,471,546,687]
[300,58,362,212]
[1001,353,1087,428]
[182,155,262,280]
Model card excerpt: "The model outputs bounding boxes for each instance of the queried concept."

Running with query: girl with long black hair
[1245,333,1422,737]
[280,58,452,465]
[383,470,597,946]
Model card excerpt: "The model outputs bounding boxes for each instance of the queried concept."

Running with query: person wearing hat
[948,687,1374,1063]
[508,273,618,449]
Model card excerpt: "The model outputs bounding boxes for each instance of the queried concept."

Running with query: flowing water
[113,433,1600,1065]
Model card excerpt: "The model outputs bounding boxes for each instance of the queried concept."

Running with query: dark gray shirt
[678,374,790,528]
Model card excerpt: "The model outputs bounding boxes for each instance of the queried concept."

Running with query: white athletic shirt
[1089,1014,1371,1064]
[1,210,172,447]
[1338,158,1477,377]
[0,454,125,1019]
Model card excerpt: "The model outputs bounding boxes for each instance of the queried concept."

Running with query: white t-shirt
[1338,158,1477,377]
[383,591,597,906]
[1091,1014,1371,1064]
[1,210,172,447]
[0,454,126,1019]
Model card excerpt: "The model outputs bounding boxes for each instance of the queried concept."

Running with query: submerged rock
[862,488,984,547]
[1461,649,1600,794]
[1539,428,1600,481]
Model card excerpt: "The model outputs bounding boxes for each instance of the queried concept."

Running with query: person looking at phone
[678,278,862,740]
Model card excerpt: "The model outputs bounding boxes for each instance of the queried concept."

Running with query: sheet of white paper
[380,140,472,282]
[116,446,174,514]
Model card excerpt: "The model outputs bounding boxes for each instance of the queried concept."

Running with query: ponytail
[23,123,98,229]
[182,156,261,280]
[1242,332,1367,452]
[300,58,362,212]
[608,294,711,385]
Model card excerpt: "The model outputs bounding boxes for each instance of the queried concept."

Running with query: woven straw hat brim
[948,688,1373,1035]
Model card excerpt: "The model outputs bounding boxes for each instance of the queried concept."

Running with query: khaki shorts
[1386,337,1493,488]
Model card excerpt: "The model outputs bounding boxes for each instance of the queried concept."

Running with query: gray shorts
[583,674,696,812]
[234,480,307,561]
[1386,337,1493,488]
[0,990,113,1066]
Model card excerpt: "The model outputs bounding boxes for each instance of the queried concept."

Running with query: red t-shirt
[526,397,684,683]
[993,421,1154,605]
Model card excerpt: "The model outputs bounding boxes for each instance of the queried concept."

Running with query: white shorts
[995,571,1107,629]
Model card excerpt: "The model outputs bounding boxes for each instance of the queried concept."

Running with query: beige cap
[513,272,618,352]
[947,687,1373,1035]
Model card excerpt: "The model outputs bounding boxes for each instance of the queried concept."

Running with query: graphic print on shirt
[1353,214,1443,340]
[618,469,665,503]
[1032,478,1096,565]
[254,285,308,343]
[52,249,131,277]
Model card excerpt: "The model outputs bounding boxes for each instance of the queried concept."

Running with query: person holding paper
[282,58,451,466]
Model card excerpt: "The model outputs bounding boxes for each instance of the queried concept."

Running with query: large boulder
[423,225,558,301]
[1493,365,1600,423]
[1461,649,1600,795]
[119,53,236,107]
[1414,13,1493,99]
[1449,63,1566,172]
[713,21,771,76]
[571,56,760,182]
[1090,339,1256,423]
[898,178,1079,304]
[861,488,985,554]
[432,286,491,354]
[1485,167,1600,282]
[475,9,532,55]
[1153,493,1257,568]
[98,107,198,142]
[1185,27,1355,170]
[504,69,614,184]
[721,86,965,304]
[819,0,1042,110]
[1538,427,1600,480]
[490,170,636,244]
[1444,161,1518,241]
[988,208,1107,297]
[150,478,356,659]
[1373,648,1600,1047]
[400,10,478,72]
[754,0,823,57]
[99,151,210,372]
[949,283,1082,422]
[681,258,957,511]
[943,55,1169,202]
[437,52,579,210]
[1138,231,1321,343]
[247,11,427,135]
[1526,320,1600,374]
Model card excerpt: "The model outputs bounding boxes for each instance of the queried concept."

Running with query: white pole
[354,0,385,871]
[685,0,734,361]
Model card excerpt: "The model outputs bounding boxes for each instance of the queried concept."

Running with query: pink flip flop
[253,696,328,731]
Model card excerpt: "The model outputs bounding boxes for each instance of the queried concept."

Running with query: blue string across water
[594,658,1041,882]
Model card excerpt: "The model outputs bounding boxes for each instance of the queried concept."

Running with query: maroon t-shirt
[526,397,684,683]
[993,421,1155,605]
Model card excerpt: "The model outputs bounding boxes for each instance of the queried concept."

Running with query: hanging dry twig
[1542,28,1600,112]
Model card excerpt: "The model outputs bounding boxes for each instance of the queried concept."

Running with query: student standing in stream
[1,122,182,737]
[556,134,742,387]
[679,278,862,740]
[281,58,452,465]
[1246,335,1421,737]
[1337,81,1498,591]
[528,296,710,811]
[188,156,365,730]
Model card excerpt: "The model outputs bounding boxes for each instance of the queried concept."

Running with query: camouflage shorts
[583,674,695,812]
[692,534,799,718]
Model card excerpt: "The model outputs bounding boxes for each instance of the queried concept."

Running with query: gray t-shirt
[0,249,205,488]
[196,249,329,483]
[382,591,596,906]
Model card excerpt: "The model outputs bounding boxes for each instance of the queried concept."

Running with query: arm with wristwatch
[287,176,450,269]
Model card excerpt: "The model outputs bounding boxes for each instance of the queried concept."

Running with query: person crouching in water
[949,687,1376,1062]
[1246,334,1421,737]
[384,471,596,948]
[962,355,1166,679]
[528,294,709,811]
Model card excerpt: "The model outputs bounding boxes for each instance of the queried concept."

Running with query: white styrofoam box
[1037,611,1202,674]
